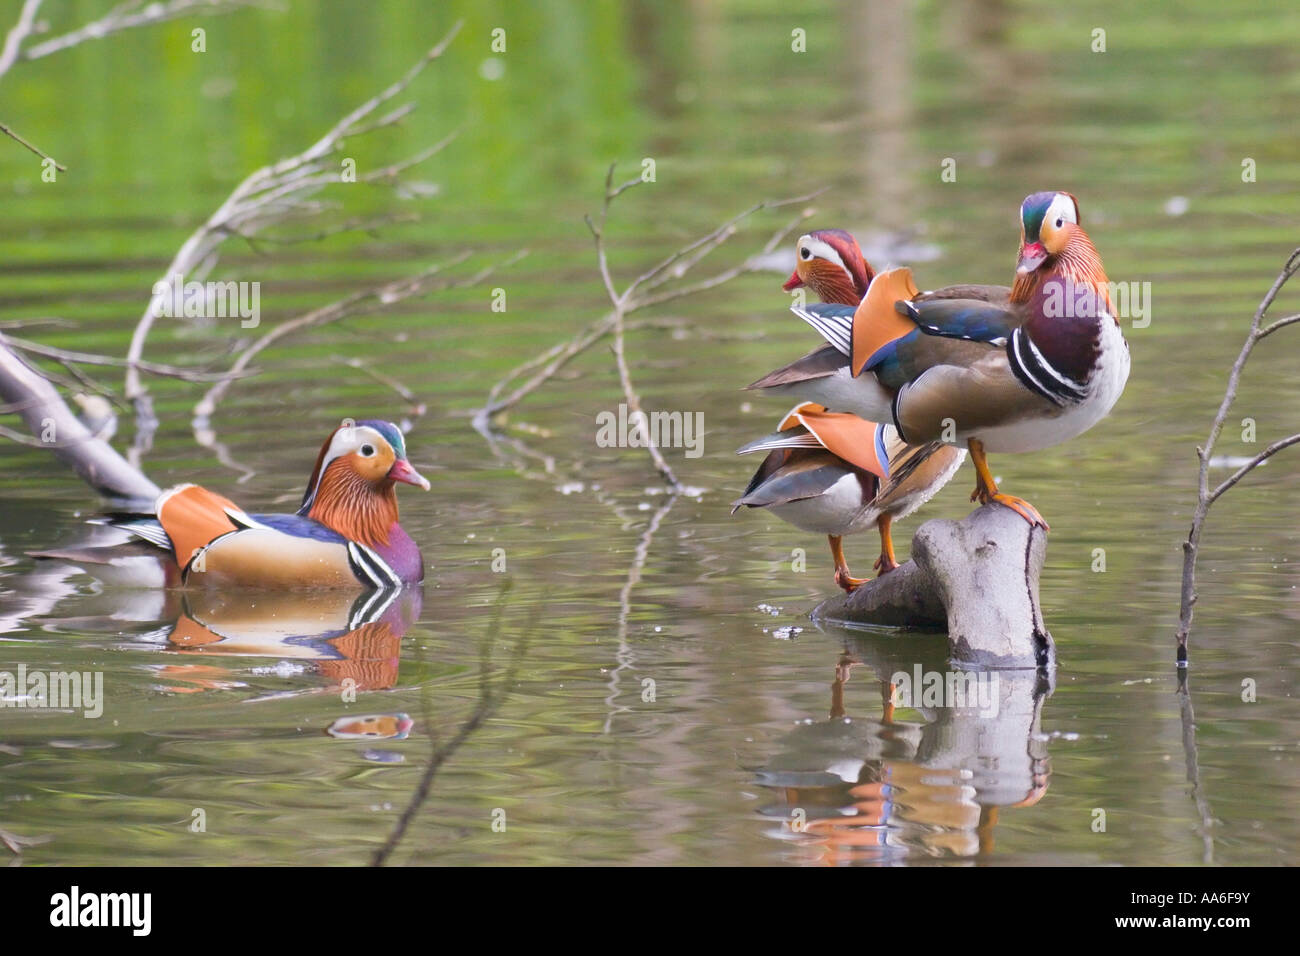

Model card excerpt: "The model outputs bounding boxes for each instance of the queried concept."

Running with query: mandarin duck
[733,230,965,591]
[748,191,1128,529]
[31,420,429,589]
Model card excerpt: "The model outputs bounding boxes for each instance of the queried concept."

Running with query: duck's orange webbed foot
[986,492,1049,530]
[834,567,869,593]
[872,552,900,575]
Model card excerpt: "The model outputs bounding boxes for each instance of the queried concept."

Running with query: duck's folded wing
[790,303,857,356]
[850,268,922,375]
[895,297,1022,345]
[868,298,1022,392]
[891,353,1032,442]
[914,283,1012,304]
[733,451,860,511]
[746,343,847,389]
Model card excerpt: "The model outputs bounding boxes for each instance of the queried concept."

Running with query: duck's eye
[800,247,811,259]
[360,444,376,457]
[1055,218,1064,228]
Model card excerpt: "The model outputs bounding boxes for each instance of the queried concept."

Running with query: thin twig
[583,166,682,489]
[192,250,524,423]
[0,120,65,170]
[0,825,51,855]
[4,333,249,382]
[21,0,272,61]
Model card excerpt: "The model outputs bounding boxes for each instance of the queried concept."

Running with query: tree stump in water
[812,503,1054,669]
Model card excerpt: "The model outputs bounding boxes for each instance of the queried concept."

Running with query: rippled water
[1,0,1298,865]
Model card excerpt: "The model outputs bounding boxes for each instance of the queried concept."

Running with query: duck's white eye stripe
[801,237,852,281]
[324,425,386,468]
[1046,194,1077,227]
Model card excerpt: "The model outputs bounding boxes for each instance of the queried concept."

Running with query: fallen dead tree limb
[0,333,159,501]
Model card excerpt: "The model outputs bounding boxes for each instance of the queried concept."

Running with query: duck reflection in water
[756,635,1053,864]
[157,587,422,697]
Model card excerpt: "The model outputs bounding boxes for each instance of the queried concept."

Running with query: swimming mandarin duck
[748,192,1129,530]
[31,419,429,589]
[733,230,965,592]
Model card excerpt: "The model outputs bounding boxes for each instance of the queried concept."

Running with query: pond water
[1,0,1298,865]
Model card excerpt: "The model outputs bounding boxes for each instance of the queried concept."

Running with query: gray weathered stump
[812,504,1054,669]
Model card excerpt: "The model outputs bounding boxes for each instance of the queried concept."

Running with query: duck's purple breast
[375,524,424,583]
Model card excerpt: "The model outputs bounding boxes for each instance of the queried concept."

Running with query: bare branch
[1177,248,1300,655]
[21,0,272,62]
[0,0,44,78]
[1,0,276,170]
[371,587,530,867]
[1257,312,1300,340]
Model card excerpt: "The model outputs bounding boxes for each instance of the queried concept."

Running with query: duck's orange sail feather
[156,484,245,571]
[850,267,920,377]
[779,402,889,479]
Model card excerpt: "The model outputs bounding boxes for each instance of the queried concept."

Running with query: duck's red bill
[388,459,431,490]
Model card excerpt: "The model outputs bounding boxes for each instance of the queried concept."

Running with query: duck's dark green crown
[358,419,406,460]
[1020,191,1059,242]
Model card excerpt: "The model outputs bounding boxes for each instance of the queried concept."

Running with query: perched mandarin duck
[749,192,1128,528]
[31,419,429,589]
[733,230,964,591]
[733,404,963,590]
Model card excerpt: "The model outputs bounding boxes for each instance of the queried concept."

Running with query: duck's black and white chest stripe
[1006,327,1089,407]
[347,541,403,589]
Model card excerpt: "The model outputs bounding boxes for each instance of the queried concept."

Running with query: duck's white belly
[761,366,895,423]
[768,473,880,536]
[971,319,1130,453]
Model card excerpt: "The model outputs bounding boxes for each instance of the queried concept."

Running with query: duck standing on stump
[733,230,966,592]
[31,419,429,589]
[748,192,1128,530]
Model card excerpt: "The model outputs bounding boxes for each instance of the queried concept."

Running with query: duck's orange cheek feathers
[347,449,396,483]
